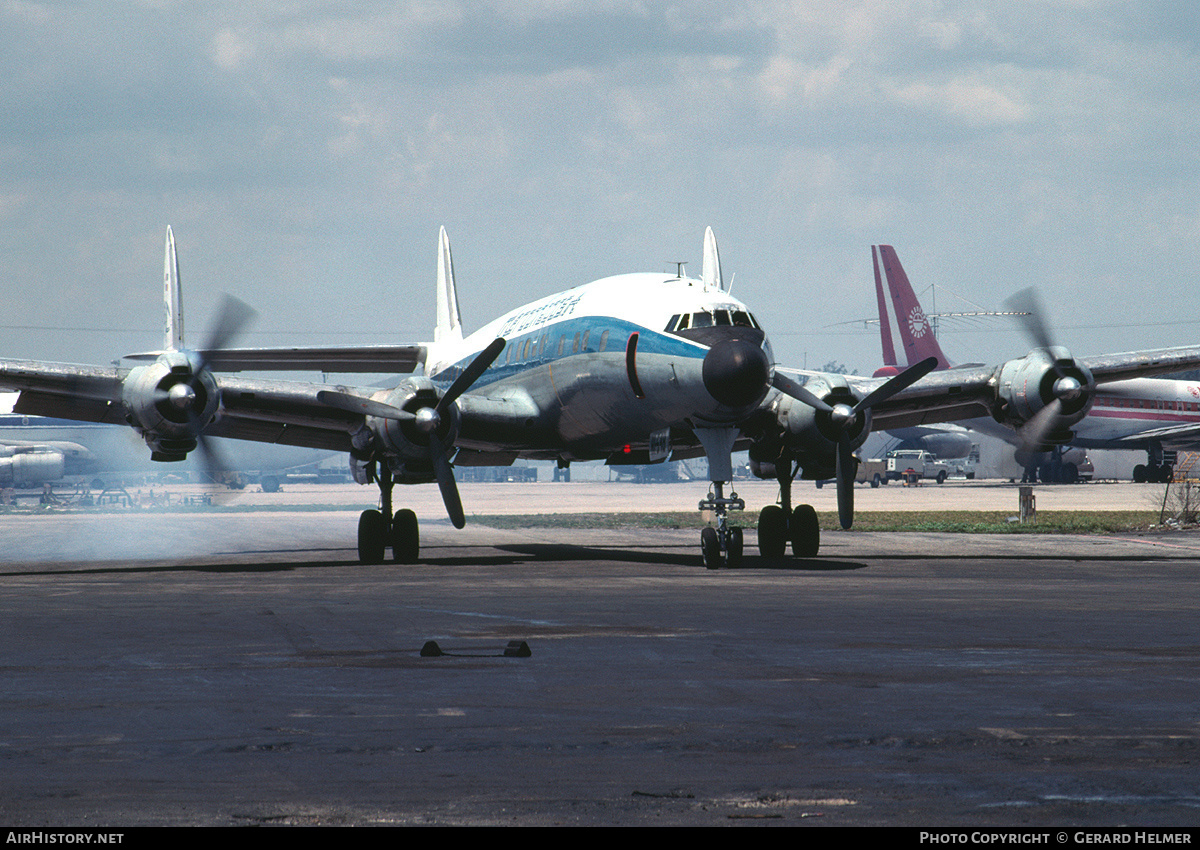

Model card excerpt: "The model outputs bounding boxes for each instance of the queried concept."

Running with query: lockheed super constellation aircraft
[3,227,1200,568]
[871,244,1200,483]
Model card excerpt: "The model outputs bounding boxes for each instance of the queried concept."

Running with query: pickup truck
[886,450,950,484]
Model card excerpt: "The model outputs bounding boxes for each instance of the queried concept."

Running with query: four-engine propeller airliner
[4,226,1200,567]
[871,244,1200,483]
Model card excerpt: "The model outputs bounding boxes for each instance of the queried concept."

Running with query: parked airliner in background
[4,226,1200,567]
[871,244,1200,482]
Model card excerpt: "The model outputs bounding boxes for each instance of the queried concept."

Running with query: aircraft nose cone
[702,338,770,408]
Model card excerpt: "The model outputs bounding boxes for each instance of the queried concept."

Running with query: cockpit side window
[665,314,681,332]
[691,311,714,328]
[732,310,756,328]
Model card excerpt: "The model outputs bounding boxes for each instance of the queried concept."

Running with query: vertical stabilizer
[163,226,184,351]
[435,226,463,343]
[701,226,723,291]
[877,245,951,370]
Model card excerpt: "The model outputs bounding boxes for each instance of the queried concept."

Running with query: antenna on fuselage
[674,261,688,281]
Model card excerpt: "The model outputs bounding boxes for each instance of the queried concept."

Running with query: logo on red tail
[907,306,930,339]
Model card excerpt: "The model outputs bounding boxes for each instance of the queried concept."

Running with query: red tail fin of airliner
[874,245,952,371]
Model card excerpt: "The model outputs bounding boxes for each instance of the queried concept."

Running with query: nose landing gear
[698,482,745,569]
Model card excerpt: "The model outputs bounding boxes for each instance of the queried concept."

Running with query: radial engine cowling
[361,377,460,484]
[993,346,1095,446]
[772,374,871,479]
[121,351,222,461]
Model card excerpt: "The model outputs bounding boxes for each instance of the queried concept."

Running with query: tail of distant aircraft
[872,245,952,373]
[435,226,464,344]
[163,226,184,351]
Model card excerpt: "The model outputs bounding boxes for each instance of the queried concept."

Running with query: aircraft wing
[776,364,999,430]
[2,360,127,424]
[0,359,370,453]
[1082,347,1200,383]
[788,343,1200,431]
[122,344,427,373]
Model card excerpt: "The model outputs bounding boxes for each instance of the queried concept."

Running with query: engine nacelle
[0,448,65,488]
[993,346,1095,446]
[363,377,460,484]
[121,351,222,461]
[752,374,872,480]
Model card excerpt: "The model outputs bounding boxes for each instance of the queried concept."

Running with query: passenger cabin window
[599,329,609,351]
[581,330,590,352]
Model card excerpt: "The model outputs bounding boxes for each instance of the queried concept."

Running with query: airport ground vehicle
[855,458,889,488]
[885,450,950,483]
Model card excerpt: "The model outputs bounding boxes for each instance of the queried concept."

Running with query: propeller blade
[772,372,833,413]
[836,437,855,530]
[195,434,231,488]
[1004,288,1053,354]
[317,390,416,421]
[196,294,257,371]
[429,434,466,529]
[437,337,506,416]
[1005,286,1078,383]
[1017,397,1065,452]
[853,356,938,412]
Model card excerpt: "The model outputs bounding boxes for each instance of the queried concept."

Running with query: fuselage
[1076,377,1200,447]
[425,272,774,461]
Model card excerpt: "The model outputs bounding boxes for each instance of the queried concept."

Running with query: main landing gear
[756,470,819,558]
[357,467,420,564]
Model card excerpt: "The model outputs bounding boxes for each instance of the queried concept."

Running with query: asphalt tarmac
[2,481,1198,826]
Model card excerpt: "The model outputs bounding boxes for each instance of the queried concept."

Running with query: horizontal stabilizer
[122,344,427,373]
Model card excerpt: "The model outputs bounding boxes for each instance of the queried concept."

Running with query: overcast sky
[3,1,1199,375]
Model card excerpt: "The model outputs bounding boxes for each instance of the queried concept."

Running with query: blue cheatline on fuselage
[428,315,709,390]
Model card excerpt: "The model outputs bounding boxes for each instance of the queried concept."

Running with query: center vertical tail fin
[163,226,184,352]
[701,226,723,291]
[435,226,464,344]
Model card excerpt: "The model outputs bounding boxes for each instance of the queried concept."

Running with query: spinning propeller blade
[1004,289,1091,451]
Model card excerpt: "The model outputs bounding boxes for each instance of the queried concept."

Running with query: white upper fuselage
[422,272,773,460]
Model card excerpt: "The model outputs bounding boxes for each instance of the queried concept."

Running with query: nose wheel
[698,482,745,569]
